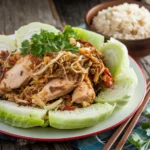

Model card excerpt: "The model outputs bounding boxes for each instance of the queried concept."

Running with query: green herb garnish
[128,132,150,150]
[20,25,78,56]
[128,105,150,150]
[141,122,150,130]
[144,107,150,119]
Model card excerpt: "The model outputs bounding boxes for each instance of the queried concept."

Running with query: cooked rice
[92,3,150,40]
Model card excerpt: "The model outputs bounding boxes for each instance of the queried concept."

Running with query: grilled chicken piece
[72,81,95,104]
[36,78,76,102]
[0,55,32,89]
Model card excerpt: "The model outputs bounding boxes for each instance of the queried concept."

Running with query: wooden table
[0,0,149,149]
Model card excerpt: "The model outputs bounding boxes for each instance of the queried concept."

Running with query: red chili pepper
[9,61,16,65]
[77,40,93,47]
[105,76,113,88]
[103,68,114,88]
[104,68,112,77]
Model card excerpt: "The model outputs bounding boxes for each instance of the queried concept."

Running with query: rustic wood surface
[0,0,149,150]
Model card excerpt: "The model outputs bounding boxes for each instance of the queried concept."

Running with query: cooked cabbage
[73,27,104,50]
[100,38,129,78]
[0,100,47,128]
[96,68,138,105]
[15,22,59,48]
[49,102,115,129]
[0,35,16,52]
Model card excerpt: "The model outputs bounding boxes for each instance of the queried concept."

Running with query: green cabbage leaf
[73,27,104,50]
[0,100,47,128]
[15,22,59,48]
[49,102,115,129]
[0,35,16,52]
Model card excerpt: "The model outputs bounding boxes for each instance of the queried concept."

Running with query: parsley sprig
[20,25,78,56]
[128,106,150,149]
[128,132,150,150]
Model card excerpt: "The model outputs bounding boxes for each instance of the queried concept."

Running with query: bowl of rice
[85,0,150,57]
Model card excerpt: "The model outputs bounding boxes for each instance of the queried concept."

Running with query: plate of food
[0,22,146,141]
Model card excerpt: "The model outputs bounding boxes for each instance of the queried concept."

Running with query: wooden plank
[12,143,30,150]
[53,0,110,26]
[139,55,150,79]
[48,0,64,30]
[53,142,75,150]
[3,0,17,34]
[0,0,4,34]
[30,142,54,150]
[1,0,62,34]
[0,140,16,150]
[36,0,59,26]
[53,0,88,26]
[19,145,30,150]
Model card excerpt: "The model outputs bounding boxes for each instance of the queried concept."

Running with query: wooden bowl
[85,0,150,58]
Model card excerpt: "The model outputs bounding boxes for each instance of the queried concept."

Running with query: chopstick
[102,78,150,150]
[115,79,150,149]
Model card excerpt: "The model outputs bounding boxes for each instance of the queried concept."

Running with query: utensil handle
[102,118,132,150]
[102,79,150,150]
[115,79,150,150]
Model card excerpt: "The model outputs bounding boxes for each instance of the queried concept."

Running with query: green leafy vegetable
[128,106,150,149]
[0,100,47,128]
[146,128,150,137]
[100,38,129,78]
[144,107,150,119]
[141,122,150,130]
[0,35,16,52]
[141,122,150,137]
[20,25,78,56]
[15,22,60,48]
[128,132,150,150]
[95,68,137,106]
[20,40,30,56]
[72,27,104,50]
[49,103,115,129]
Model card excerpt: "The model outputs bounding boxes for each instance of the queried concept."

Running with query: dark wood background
[0,0,149,150]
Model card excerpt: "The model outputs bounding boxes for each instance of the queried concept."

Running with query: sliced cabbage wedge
[0,35,16,52]
[15,22,60,48]
[96,68,138,105]
[0,100,47,128]
[100,38,129,78]
[49,102,115,129]
[73,27,104,50]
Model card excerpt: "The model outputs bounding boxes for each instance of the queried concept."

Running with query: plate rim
[0,56,147,141]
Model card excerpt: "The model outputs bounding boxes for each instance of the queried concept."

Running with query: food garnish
[0,22,138,129]
[20,25,78,56]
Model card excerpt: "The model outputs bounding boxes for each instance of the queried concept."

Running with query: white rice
[92,3,150,40]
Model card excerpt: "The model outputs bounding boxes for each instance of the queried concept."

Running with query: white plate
[0,56,146,141]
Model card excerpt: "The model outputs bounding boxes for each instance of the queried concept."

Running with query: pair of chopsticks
[102,78,150,150]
